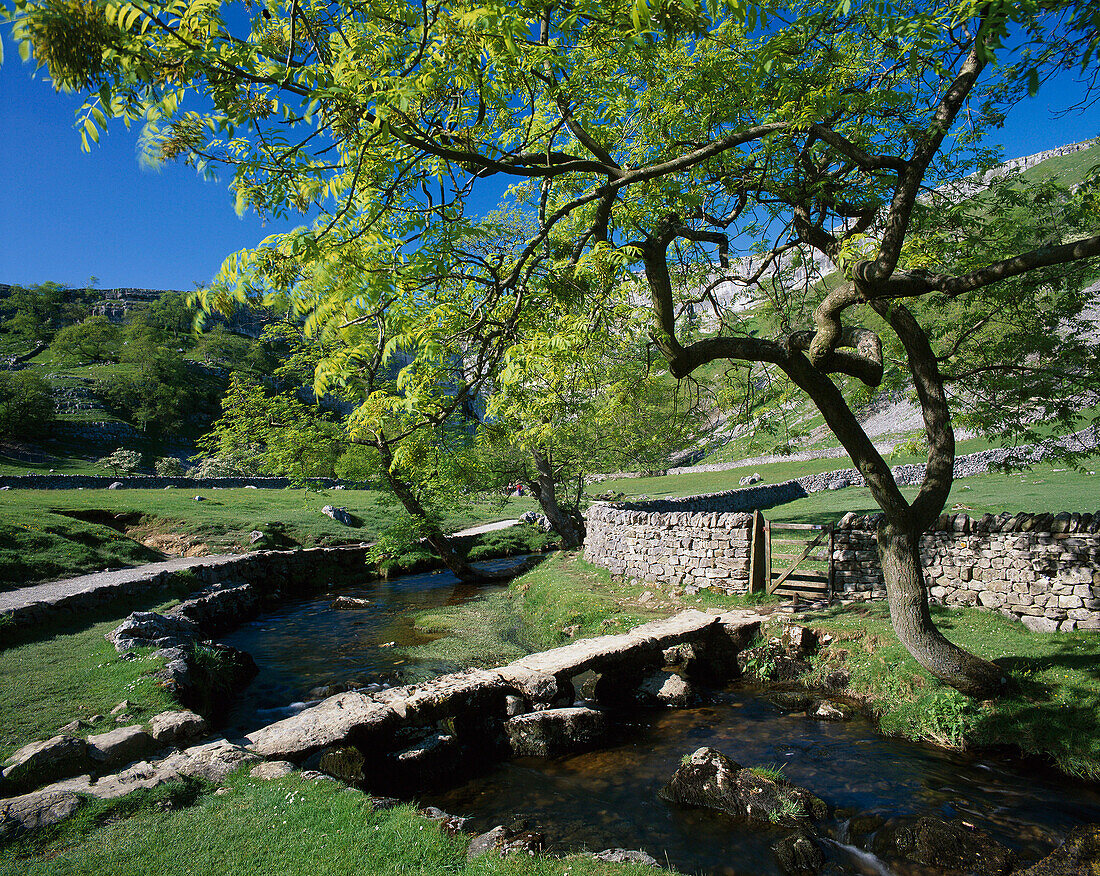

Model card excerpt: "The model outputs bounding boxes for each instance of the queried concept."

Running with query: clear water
[422,689,1100,874]
[219,568,1100,875]
[217,558,521,735]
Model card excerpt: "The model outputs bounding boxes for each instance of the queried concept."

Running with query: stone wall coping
[836,510,1099,535]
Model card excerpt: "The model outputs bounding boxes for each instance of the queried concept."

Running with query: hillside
[2,139,1098,480]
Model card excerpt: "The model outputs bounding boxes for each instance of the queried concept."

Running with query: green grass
[767,460,1100,527]
[0,596,184,759]
[404,551,778,672]
[0,488,537,590]
[0,514,165,590]
[0,769,663,876]
[746,763,787,781]
[594,454,1100,530]
[794,601,1100,779]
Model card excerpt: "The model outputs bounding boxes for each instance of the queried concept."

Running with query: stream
[217,564,1100,876]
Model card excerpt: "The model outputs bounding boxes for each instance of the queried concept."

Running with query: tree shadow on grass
[974,637,1100,778]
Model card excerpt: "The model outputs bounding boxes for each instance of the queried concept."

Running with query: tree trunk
[877,519,1010,698]
[374,438,490,584]
[529,449,584,549]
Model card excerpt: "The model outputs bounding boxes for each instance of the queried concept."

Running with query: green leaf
[1027,67,1040,98]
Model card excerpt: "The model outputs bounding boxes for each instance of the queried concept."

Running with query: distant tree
[192,325,258,369]
[197,374,345,481]
[1,283,67,345]
[0,371,55,439]
[189,450,256,478]
[97,448,142,475]
[48,314,121,363]
[139,292,193,336]
[154,456,185,476]
[97,350,213,435]
[480,308,705,547]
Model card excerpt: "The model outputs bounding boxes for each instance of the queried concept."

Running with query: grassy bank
[0,769,662,876]
[0,488,539,591]
[0,593,185,759]
[795,600,1100,779]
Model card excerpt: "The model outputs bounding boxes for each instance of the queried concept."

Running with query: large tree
[9,0,1100,695]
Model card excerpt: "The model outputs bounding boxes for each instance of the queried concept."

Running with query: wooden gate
[749,510,835,602]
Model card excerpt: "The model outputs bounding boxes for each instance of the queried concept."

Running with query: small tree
[49,314,121,363]
[0,371,55,439]
[154,456,185,476]
[97,448,142,475]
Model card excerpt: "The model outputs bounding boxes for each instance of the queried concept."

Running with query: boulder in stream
[505,707,608,757]
[871,816,1014,874]
[773,831,826,875]
[331,596,371,609]
[659,747,827,827]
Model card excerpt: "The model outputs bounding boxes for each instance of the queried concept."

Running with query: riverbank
[403,552,1100,779]
[4,552,1100,874]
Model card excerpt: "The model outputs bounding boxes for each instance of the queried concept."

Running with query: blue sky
[0,31,1098,292]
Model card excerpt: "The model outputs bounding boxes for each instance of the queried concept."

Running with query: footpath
[0,519,520,631]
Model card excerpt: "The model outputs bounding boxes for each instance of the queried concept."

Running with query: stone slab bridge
[245,608,766,790]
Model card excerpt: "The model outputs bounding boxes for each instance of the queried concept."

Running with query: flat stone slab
[245,610,766,763]
[503,610,721,679]
[246,692,398,760]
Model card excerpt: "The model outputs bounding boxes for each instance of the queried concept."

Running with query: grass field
[0,488,540,591]
[0,768,661,876]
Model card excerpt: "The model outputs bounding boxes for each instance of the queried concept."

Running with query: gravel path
[0,520,522,620]
[0,554,242,616]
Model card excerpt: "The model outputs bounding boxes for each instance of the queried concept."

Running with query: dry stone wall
[585,505,754,593]
[587,489,1100,630]
[0,474,353,490]
[833,512,1100,631]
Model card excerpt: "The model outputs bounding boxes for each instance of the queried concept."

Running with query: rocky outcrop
[148,711,207,746]
[660,747,828,827]
[0,788,84,839]
[0,736,93,797]
[87,726,156,769]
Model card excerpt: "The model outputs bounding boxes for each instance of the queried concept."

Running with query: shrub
[154,457,185,477]
[97,448,142,475]
[0,371,55,439]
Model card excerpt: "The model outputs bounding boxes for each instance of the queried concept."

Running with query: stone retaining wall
[833,512,1100,632]
[2,545,374,633]
[585,506,755,593]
